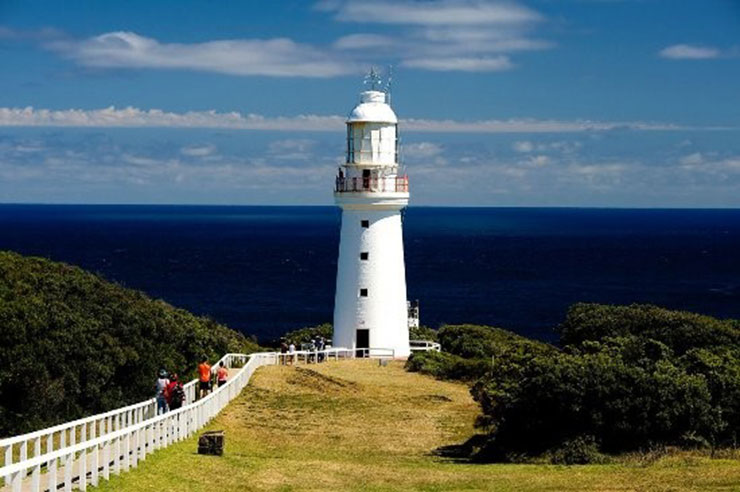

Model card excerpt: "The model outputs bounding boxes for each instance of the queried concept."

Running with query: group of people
[154,370,186,415]
[154,356,229,414]
[279,336,329,364]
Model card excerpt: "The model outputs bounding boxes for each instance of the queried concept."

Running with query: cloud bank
[47,31,356,77]
[0,106,687,133]
[24,1,553,76]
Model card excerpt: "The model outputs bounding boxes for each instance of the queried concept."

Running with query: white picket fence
[0,348,361,492]
[409,340,441,352]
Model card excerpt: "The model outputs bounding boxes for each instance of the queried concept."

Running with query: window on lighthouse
[360,252,369,260]
[361,220,369,228]
[360,288,368,297]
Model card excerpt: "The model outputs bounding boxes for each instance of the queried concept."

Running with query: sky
[0,0,739,207]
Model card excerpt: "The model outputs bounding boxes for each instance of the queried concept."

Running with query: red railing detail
[335,175,409,193]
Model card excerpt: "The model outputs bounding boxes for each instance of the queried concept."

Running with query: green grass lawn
[92,360,740,491]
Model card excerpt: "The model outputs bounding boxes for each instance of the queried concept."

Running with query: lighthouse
[332,75,411,359]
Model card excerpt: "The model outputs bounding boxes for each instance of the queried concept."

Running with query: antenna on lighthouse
[386,65,393,105]
[364,67,383,91]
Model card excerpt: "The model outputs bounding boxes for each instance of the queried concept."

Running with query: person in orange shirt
[198,356,212,399]
[216,361,228,387]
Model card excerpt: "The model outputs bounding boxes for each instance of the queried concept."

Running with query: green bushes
[409,325,438,342]
[0,251,259,436]
[407,304,740,463]
[406,323,554,382]
[280,323,333,345]
[558,303,740,356]
[405,350,490,381]
[467,304,740,462]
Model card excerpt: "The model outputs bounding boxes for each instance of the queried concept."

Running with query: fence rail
[409,340,441,352]
[0,348,358,492]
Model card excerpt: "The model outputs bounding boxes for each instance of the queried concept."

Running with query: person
[288,341,296,365]
[280,339,288,365]
[166,373,185,410]
[198,356,212,399]
[155,369,170,414]
[317,336,326,362]
[216,361,228,387]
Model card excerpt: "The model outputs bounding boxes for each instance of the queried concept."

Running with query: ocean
[1,204,740,342]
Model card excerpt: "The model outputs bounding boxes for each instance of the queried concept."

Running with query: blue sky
[1,0,739,206]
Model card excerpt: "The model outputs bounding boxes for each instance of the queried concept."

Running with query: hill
[0,250,259,436]
[91,360,740,491]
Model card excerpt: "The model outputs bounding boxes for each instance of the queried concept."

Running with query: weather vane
[364,67,383,91]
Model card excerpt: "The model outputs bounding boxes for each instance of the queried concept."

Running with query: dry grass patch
[92,360,740,492]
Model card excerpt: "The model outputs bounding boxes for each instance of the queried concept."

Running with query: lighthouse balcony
[335,175,409,193]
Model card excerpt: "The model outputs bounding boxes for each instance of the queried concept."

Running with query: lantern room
[346,90,398,167]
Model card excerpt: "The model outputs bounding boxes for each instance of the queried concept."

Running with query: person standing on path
[155,369,170,414]
[166,373,185,410]
[198,356,212,399]
[216,361,228,387]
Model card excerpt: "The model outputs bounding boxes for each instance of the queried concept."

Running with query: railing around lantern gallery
[0,347,366,492]
[409,340,442,352]
[335,175,409,193]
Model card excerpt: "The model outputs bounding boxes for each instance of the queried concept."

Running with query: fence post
[80,423,87,491]
[3,444,11,487]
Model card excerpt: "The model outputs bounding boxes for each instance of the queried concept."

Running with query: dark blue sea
[1,205,740,343]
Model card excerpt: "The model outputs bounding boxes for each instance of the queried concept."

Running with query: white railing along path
[0,348,365,492]
[0,340,440,492]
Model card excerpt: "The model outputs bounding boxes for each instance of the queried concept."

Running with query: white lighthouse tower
[332,74,411,358]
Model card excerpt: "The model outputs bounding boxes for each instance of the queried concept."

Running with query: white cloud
[0,106,691,133]
[402,55,514,72]
[528,154,549,166]
[333,34,395,50]
[317,1,550,72]
[320,0,543,26]
[659,44,720,60]
[513,140,535,152]
[267,139,318,160]
[679,152,704,166]
[403,142,444,158]
[181,144,217,157]
[46,31,356,77]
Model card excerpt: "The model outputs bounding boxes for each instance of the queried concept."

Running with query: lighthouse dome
[347,90,398,124]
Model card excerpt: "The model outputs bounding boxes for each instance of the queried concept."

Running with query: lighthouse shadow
[432,434,489,463]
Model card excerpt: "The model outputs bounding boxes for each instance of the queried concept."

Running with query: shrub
[438,324,554,360]
[406,350,490,382]
[0,251,259,436]
[559,303,740,356]
[279,323,333,345]
[409,324,438,342]
[549,435,605,465]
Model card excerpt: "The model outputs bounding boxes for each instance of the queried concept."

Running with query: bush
[465,304,740,462]
[406,350,490,381]
[559,303,740,356]
[472,337,720,459]
[409,324,438,342]
[549,435,605,465]
[438,324,554,360]
[0,251,260,436]
[280,323,333,345]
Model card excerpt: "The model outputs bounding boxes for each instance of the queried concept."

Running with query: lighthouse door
[356,329,369,358]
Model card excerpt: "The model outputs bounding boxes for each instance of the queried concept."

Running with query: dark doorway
[362,169,371,189]
[356,329,369,357]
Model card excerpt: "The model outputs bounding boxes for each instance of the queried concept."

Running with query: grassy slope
[92,360,740,492]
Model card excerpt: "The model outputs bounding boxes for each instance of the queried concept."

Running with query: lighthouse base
[332,203,411,359]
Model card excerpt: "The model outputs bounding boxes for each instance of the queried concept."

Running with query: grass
[92,360,740,491]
